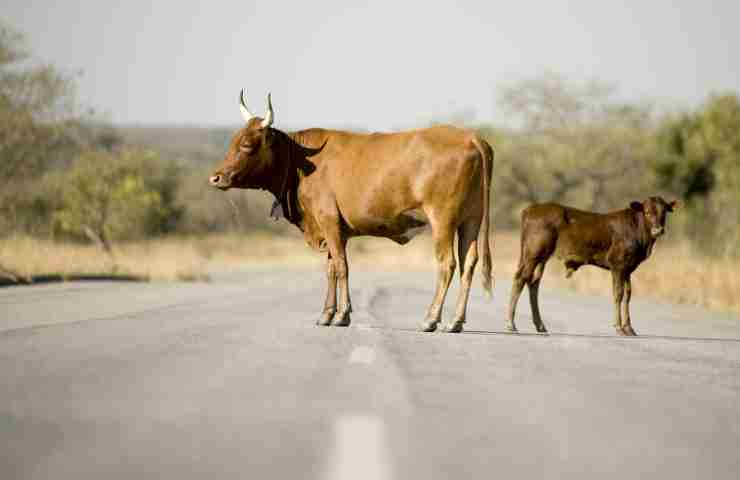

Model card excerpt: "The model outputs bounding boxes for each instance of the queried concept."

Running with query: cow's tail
[472,136,494,299]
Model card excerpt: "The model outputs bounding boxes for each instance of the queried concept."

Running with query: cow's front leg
[328,240,352,327]
[317,252,337,326]
[331,251,352,327]
[320,215,352,327]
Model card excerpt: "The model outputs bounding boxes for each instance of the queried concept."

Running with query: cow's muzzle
[651,226,664,237]
[209,172,232,190]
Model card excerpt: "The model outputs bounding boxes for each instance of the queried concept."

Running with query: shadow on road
[356,324,740,343]
[0,273,148,288]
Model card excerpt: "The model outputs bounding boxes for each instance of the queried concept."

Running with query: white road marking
[325,415,392,480]
[349,345,376,364]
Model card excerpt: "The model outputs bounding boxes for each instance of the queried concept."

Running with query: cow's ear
[630,201,644,212]
[667,200,680,212]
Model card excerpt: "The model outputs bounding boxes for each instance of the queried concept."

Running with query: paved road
[1,268,739,479]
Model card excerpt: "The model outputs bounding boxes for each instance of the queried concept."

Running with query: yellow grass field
[1,231,738,315]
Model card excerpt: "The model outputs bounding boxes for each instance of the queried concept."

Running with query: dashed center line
[325,415,392,480]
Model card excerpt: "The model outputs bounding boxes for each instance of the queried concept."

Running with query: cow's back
[295,125,483,234]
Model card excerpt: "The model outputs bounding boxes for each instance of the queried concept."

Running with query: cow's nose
[210,171,233,188]
[651,226,664,237]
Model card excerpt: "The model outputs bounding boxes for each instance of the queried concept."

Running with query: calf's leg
[506,261,528,332]
[611,270,627,336]
[420,218,456,332]
[621,277,637,336]
[507,226,554,333]
[443,218,480,333]
[528,262,548,333]
[317,252,337,326]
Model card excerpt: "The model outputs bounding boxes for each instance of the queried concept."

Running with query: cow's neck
[262,129,314,230]
[259,128,327,231]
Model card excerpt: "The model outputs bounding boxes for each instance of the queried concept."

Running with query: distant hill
[117,125,235,165]
[116,123,379,165]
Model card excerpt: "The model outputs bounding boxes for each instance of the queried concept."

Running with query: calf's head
[630,196,679,238]
[209,90,276,190]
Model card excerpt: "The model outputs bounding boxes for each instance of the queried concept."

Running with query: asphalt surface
[1,267,739,479]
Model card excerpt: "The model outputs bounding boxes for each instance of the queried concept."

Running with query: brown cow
[209,90,494,333]
[506,197,678,336]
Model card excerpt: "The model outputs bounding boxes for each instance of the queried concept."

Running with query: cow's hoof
[442,322,464,333]
[623,326,637,336]
[317,310,335,326]
[616,327,629,336]
[419,321,438,333]
[535,324,548,333]
[505,324,518,333]
[331,311,351,327]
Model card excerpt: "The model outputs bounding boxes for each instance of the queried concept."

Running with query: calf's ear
[630,201,644,212]
[667,200,680,212]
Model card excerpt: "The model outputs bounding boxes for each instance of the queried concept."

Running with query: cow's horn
[261,93,274,128]
[239,89,254,123]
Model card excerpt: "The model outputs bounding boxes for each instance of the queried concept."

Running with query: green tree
[0,21,87,234]
[53,149,182,258]
[654,94,740,252]
[488,73,656,226]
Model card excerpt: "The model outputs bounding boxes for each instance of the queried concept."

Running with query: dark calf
[507,197,678,336]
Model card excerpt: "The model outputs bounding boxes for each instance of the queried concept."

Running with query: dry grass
[0,235,208,282]
[0,231,738,315]
[347,232,740,315]
[490,231,740,315]
[547,239,740,313]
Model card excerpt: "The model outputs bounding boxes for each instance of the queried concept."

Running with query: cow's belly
[349,208,429,244]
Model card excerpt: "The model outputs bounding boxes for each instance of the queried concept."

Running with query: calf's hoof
[419,320,438,333]
[535,324,548,333]
[317,309,336,326]
[505,324,518,333]
[441,321,465,333]
[331,311,351,327]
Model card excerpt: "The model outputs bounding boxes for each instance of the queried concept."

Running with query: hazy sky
[2,1,739,129]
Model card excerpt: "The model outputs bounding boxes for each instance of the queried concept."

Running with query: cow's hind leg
[442,218,480,333]
[419,217,456,332]
[317,252,337,326]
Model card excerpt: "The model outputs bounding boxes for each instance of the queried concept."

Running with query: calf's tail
[472,136,494,299]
